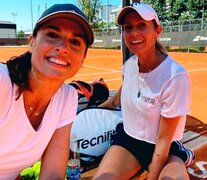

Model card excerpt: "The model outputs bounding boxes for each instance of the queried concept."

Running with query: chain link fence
[0,18,207,51]
[92,18,207,51]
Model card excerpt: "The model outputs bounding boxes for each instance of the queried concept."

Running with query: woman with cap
[0,3,93,179]
[94,2,194,180]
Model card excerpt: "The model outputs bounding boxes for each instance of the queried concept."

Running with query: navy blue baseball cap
[33,4,94,45]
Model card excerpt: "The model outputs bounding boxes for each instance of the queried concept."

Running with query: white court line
[188,68,207,72]
[101,68,207,82]
[181,62,206,65]
[102,78,122,82]
[102,68,207,82]
[83,64,207,74]
[184,63,207,67]
[83,65,119,72]
[97,68,207,83]
[76,67,207,82]
[88,78,122,83]
[76,71,121,77]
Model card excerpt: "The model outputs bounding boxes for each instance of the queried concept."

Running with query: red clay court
[1,47,207,179]
[1,47,207,124]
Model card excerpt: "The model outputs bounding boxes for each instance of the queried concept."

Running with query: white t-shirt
[121,55,190,144]
[0,63,78,179]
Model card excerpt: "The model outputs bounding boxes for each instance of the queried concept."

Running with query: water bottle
[66,135,81,180]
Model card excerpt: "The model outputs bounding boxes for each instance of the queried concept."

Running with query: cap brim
[117,6,159,25]
[117,7,135,25]
[35,12,94,45]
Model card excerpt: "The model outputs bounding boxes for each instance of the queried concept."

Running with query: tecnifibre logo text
[76,129,116,149]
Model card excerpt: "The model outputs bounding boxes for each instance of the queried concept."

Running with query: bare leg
[93,145,142,180]
[158,155,189,180]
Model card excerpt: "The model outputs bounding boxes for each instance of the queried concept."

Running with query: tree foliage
[140,0,206,22]
[17,30,25,38]
[76,0,206,29]
[76,0,101,28]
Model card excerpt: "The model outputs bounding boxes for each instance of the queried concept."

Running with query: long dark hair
[6,22,89,99]
[6,51,32,99]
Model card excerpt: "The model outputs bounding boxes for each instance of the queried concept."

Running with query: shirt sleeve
[0,64,12,116]
[160,73,191,118]
[0,64,11,94]
[57,85,78,128]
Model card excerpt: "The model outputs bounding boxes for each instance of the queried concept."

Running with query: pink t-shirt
[0,63,78,179]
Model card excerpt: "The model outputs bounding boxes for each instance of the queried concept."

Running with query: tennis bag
[70,107,123,172]
[69,78,109,111]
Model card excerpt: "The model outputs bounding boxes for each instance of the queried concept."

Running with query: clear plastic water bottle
[66,135,81,180]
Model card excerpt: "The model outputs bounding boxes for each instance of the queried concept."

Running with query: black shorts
[111,123,195,170]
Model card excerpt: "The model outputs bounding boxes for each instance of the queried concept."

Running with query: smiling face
[122,11,162,56]
[29,17,87,82]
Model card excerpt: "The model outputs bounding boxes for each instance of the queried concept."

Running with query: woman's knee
[93,145,141,180]
[158,156,189,180]
[93,172,117,180]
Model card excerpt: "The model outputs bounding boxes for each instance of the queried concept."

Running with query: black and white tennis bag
[70,107,123,172]
[69,78,109,111]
